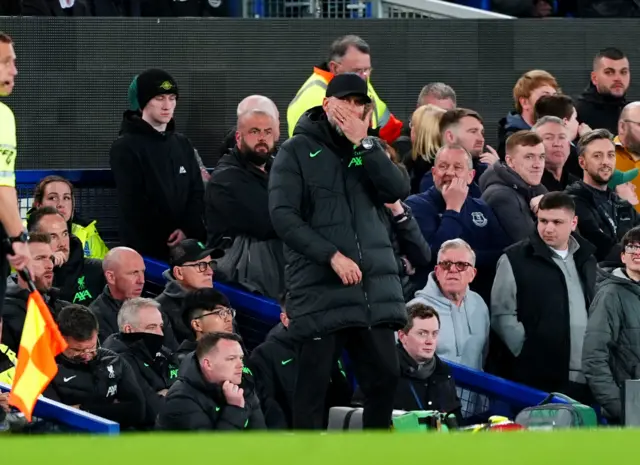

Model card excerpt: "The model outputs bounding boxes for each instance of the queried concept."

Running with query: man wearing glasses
[492,192,596,403]
[156,239,224,344]
[583,226,640,424]
[407,238,489,372]
[44,305,146,430]
[615,102,640,213]
[175,288,237,362]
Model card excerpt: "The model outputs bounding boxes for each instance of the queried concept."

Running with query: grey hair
[236,95,279,127]
[434,144,473,170]
[117,297,161,331]
[417,82,457,107]
[532,115,565,130]
[328,35,370,63]
[437,239,476,266]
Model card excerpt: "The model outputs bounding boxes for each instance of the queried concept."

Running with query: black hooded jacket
[575,83,627,136]
[109,111,205,261]
[102,332,181,428]
[54,236,105,306]
[156,352,265,431]
[247,323,352,429]
[205,148,277,247]
[1,276,69,352]
[43,348,146,430]
[566,181,640,261]
[268,107,410,340]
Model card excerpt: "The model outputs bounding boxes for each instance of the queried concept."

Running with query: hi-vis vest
[287,67,399,142]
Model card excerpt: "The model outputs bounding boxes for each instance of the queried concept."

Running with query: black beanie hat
[135,68,179,111]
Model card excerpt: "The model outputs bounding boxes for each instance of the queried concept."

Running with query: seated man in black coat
[2,232,69,352]
[205,95,284,298]
[394,303,461,419]
[27,206,105,306]
[102,297,181,429]
[248,292,352,429]
[157,332,265,431]
[43,305,146,430]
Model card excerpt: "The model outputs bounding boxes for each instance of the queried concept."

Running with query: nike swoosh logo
[309,150,321,158]
[281,359,293,365]
[63,376,76,383]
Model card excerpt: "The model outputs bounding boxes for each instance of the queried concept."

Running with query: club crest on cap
[160,81,174,91]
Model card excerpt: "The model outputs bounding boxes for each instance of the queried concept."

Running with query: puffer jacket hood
[479,162,545,200]
[160,269,189,300]
[579,82,627,107]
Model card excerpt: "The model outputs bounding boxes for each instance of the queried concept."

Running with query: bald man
[218,95,281,166]
[89,247,178,348]
[616,102,640,213]
[204,96,285,298]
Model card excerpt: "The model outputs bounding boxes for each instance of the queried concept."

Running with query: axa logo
[73,275,93,303]
[348,156,363,168]
[106,385,118,397]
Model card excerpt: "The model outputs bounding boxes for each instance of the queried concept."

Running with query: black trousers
[292,326,399,430]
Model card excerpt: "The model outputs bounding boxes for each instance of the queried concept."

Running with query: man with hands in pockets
[269,73,410,430]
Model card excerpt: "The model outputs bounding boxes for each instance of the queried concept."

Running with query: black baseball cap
[326,73,371,103]
[169,239,224,267]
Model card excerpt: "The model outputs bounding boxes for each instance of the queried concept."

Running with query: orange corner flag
[8,290,67,422]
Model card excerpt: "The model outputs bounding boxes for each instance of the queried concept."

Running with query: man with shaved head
[205,96,285,298]
[615,102,640,213]
[89,246,177,348]
[218,94,281,165]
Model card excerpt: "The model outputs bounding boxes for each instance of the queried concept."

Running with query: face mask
[122,332,165,357]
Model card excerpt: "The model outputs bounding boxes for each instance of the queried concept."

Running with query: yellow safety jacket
[0,344,16,387]
[287,66,403,143]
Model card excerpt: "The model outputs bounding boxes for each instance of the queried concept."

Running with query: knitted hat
[133,69,179,111]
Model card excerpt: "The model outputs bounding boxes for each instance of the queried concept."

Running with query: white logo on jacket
[179,166,187,174]
[471,212,487,227]
[107,365,115,379]
[106,385,118,397]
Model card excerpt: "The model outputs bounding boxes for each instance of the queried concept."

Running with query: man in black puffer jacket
[102,298,181,429]
[43,305,146,430]
[27,207,105,306]
[157,332,265,431]
[269,73,409,430]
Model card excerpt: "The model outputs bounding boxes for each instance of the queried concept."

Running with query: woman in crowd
[400,104,446,194]
[29,175,109,259]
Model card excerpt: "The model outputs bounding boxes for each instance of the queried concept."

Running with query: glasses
[437,261,473,272]
[181,261,216,273]
[67,343,99,357]
[625,244,640,255]
[195,307,236,320]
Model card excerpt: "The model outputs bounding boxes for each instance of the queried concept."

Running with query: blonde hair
[411,104,446,163]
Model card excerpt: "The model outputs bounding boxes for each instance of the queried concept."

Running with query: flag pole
[17,268,36,293]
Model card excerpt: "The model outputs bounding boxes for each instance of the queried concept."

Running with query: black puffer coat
[268,106,409,340]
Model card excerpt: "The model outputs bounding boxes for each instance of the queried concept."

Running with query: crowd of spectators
[2,32,640,431]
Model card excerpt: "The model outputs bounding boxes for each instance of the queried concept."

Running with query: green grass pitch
[1,429,635,464]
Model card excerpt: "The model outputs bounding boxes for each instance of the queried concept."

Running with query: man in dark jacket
[491,192,596,402]
[175,287,235,362]
[156,239,223,344]
[157,332,265,431]
[583,226,640,423]
[247,293,352,429]
[43,305,146,430]
[102,298,180,429]
[575,48,629,136]
[566,129,640,261]
[497,70,559,158]
[27,207,104,305]
[205,95,284,298]
[110,69,205,261]
[406,145,510,301]
[2,233,69,352]
[269,73,409,430]
[480,131,547,245]
[394,303,461,420]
